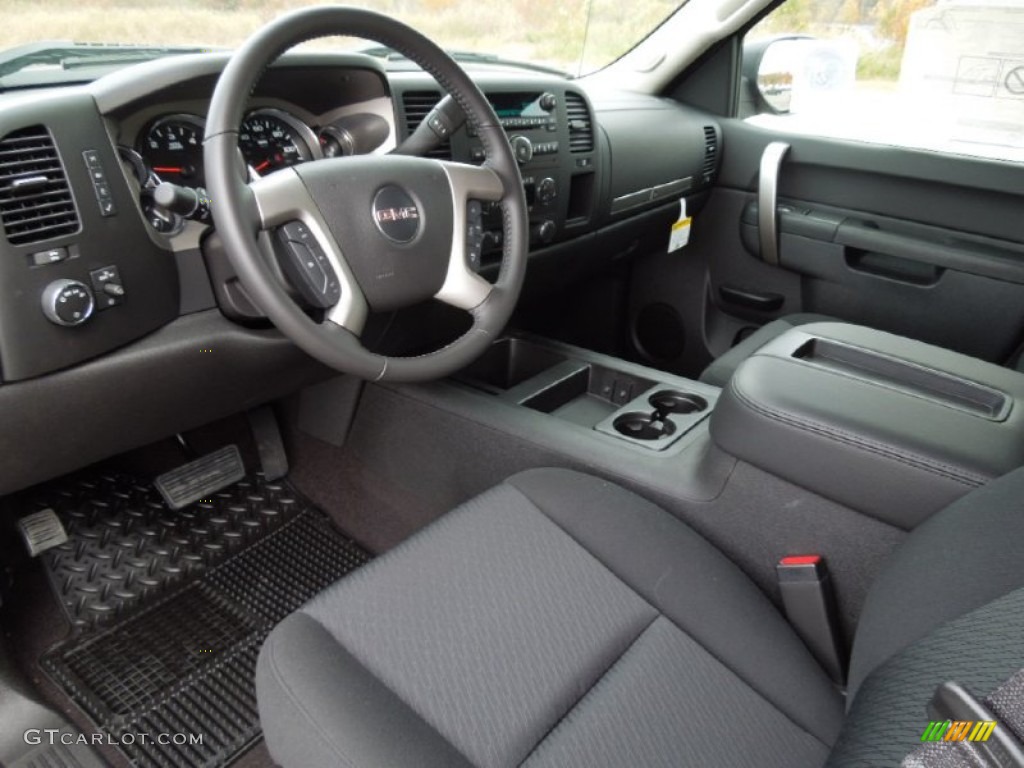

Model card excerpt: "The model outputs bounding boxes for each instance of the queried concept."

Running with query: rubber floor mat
[37,472,371,768]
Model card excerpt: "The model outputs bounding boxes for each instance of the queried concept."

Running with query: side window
[742,1,1024,163]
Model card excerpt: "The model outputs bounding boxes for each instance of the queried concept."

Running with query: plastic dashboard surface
[0,53,393,382]
[0,48,722,494]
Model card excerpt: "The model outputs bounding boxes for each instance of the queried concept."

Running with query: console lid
[709,322,1024,529]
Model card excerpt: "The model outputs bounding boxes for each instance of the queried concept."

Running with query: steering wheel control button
[89,265,125,310]
[372,186,421,243]
[83,149,117,217]
[276,222,341,309]
[466,200,485,271]
[30,246,68,266]
[42,279,95,327]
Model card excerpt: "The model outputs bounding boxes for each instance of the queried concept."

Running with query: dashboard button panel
[89,265,125,310]
[82,149,117,217]
[30,247,68,267]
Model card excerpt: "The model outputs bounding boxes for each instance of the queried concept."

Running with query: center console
[457,336,718,452]
[710,322,1024,529]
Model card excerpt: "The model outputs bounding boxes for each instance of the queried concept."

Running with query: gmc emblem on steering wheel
[372,186,421,243]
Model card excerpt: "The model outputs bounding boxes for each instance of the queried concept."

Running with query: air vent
[702,125,719,182]
[401,91,451,160]
[0,125,79,246]
[565,92,594,153]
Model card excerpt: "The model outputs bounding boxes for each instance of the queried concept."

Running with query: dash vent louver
[565,91,594,153]
[401,91,451,160]
[0,125,79,246]
[702,125,719,181]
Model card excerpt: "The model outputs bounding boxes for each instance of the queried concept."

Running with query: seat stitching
[728,374,985,486]
[516,613,660,766]
[282,613,479,767]
[506,480,834,750]
[265,619,360,768]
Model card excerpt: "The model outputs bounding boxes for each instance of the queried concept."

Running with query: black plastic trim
[0,310,329,496]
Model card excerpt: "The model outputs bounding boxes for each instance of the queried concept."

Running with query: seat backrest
[826,467,1024,764]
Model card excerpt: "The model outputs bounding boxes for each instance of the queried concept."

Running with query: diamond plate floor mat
[34,471,371,768]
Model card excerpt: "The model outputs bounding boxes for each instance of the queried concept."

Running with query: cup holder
[648,390,708,415]
[612,412,677,441]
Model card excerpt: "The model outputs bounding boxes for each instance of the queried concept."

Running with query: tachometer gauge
[240,109,320,174]
[141,114,206,186]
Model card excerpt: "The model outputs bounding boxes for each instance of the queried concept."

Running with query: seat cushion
[257,468,843,768]
[700,313,835,387]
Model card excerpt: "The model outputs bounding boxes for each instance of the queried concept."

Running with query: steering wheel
[204,6,527,382]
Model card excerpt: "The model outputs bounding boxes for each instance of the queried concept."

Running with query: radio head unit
[488,92,558,130]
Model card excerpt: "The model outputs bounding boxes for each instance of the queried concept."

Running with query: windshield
[1,0,686,82]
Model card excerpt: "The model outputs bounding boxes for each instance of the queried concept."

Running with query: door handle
[719,284,784,312]
[758,141,790,266]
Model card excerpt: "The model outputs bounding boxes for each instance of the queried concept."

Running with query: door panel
[660,120,1024,368]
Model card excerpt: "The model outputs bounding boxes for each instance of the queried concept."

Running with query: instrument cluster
[122,107,357,235]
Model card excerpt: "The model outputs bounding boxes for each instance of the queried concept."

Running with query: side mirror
[742,36,810,116]
[742,36,858,117]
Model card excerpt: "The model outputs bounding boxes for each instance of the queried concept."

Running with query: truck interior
[1,1,1023,766]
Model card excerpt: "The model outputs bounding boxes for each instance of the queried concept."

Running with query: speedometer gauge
[140,114,206,186]
[239,109,320,174]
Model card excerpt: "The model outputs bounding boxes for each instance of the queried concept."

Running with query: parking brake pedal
[154,444,245,510]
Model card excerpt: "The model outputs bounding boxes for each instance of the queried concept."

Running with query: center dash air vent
[702,125,719,183]
[565,92,594,153]
[0,125,80,246]
[401,91,451,160]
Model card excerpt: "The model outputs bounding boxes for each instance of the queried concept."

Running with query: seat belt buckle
[777,555,846,686]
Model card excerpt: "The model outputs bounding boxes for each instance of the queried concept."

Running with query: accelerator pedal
[154,444,245,510]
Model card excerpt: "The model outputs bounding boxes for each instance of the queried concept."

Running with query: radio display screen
[489,93,545,119]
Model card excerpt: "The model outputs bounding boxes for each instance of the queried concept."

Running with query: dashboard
[0,49,721,495]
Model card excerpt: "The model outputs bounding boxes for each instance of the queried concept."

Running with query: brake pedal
[16,508,68,557]
[154,444,245,510]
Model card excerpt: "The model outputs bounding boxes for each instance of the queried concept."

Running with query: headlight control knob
[42,279,94,327]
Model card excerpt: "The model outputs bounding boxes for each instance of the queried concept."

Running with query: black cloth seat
[256,467,1024,767]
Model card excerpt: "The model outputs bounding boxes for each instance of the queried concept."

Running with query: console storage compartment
[710,322,1024,529]
[460,338,569,391]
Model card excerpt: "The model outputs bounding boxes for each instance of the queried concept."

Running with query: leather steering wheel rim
[204,6,528,382]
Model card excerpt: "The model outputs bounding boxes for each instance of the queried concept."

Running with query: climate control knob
[510,135,534,165]
[42,279,94,327]
[533,220,557,244]
[537,177,557,204]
